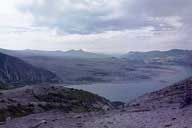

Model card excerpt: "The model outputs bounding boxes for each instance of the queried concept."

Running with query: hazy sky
[0,0,191,53]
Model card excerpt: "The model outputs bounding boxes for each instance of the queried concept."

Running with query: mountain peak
[66,49,86,53]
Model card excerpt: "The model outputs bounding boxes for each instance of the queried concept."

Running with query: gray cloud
[1,0,192,53]
[19,0,191,34]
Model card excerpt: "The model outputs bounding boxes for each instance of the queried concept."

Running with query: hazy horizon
[1,47,192,55]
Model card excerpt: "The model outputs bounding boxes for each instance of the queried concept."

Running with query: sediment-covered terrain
[1,78,192,128]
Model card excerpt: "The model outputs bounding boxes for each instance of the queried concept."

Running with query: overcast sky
[0,0,191,53]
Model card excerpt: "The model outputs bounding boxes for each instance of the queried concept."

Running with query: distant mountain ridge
[122,49,192,65]
[0,52,61,87]
[1,48,191,61]
[0,48,110,59]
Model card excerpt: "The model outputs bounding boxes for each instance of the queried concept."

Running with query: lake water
[67,66,192,102]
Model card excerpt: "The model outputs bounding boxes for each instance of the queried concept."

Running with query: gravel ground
[85,107,192,128]
[1,106,192,128]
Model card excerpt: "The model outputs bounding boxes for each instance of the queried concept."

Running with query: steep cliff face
[0,53,61,86]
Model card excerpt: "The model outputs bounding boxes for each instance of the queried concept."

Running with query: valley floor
[2,106,192,128]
